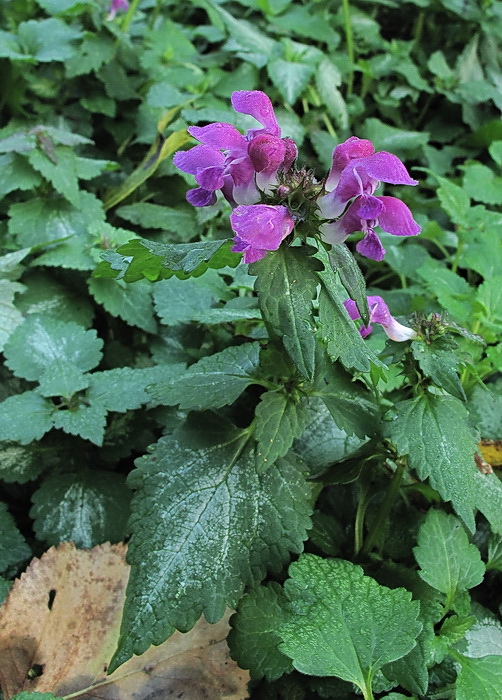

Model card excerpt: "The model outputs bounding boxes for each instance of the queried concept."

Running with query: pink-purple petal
[367,296,393,326]
[186,187,217,207]
[230,204,294,252]
[326,136,374,190]
[356,194,384,220]
[187,123,246,151]
[248,134,286,173]
[377,196,421,236]
[356,229,386,261]
[195,165,226,191]
[231,90,280,136]
[173,145,224,175]
[358,152,419,186]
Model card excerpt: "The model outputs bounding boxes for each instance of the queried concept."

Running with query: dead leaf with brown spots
[0,542,249,700]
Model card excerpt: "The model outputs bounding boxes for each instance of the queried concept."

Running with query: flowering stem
[451,240,465,274]
[341,0,355,95]
[121,0,141,33]
[362,460,406,556]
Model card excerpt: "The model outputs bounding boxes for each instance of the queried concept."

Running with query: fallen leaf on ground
[0,542,249,699]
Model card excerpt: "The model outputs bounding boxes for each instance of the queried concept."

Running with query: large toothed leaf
[4,315,103,381]
[413,510,485,608]
[385,394,479,531]
[254,391,311,472]
[0,502,31,574]
[109,419,312,671]
[228,583,293,681]
[0,392,54,445]
[251,245,321,381]
[149,342,260,411]
[30,471,131,548]
[278,555,422,698]
[454,653,502,700]
[318,277,382,374]
[97,238,238,283]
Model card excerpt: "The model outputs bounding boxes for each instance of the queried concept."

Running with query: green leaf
[17,272,94,328]
[30,470,131,548]
[435,175,470,227]
[464,616,502,657]
[27,147,81,206]
[328,244,369,326]
[439,615,476,646]
[4,315,103,381]
[228,583,293,680]
[255,391,310,471]
[414,510,484,608]
[411,337,466,401]
[52,402,108,445]
[462,163,502,206]
[0,442,51,484]
[293,399,367,476]
[109,421,311,671]
[87,366,181,412]
[98,238,237,282]
[8,192,105,249]
[361,118,429,158]
[65,33,115,77]
[88,277,157,333]
[279,555,422,697]
[382,624,433,696]
[251,246,321,381]
[472,471,502,535]
[487,534,502,571]
[150,343,260,410]
[0,392,54,444]
[0,280,24,352]
[267,59,315,104]
[0,152,42,196]
[454,654,502,700]
[314,358,378,438]
[317,259,383,372]
[116,202,196,234]
[37,361,89,398]
[152,270,231,326]
[0,502,31,574]
[17,18,81,62]
[385,394,479,531]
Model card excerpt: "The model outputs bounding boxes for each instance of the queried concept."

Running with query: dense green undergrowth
[0,1,501,699]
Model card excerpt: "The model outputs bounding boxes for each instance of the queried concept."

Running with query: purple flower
[230,205,295,263]
[173,91,297,207]
[344,295,417,341]
[107,0,128,20]
[321,194,421,261]
[317,137,420,260]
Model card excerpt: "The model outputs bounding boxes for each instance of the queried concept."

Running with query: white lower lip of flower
[383,319,417,342]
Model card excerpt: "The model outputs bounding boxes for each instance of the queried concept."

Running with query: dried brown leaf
[0,542,249,700]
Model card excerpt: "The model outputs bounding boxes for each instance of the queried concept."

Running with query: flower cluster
[174,90,420,339]
[318,136,421,261]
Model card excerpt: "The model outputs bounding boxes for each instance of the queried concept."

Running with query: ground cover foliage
[0,0,501,698]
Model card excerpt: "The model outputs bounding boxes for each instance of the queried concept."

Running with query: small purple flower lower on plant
[230,205,295,264]
[107,0,129,20]
[344,296,417,341]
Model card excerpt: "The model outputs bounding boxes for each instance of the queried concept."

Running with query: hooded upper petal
[188,123,247,151]
[326,136,374,191]
[344,295,416,341]
[231,91,281,137]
